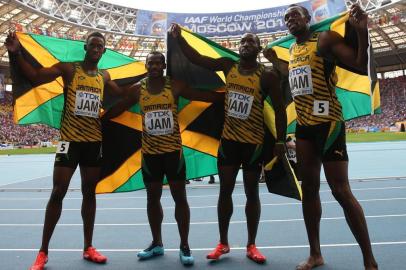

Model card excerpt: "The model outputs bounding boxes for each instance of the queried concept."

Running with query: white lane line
[2,185,406,201]
[1,197,406,211]
[0,241,405,252]
[1,176,406,193]
[0,213,405,226]
[0,175,53,188]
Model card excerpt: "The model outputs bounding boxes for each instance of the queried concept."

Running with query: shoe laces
[180,246,191,257]
[145,243,162,252]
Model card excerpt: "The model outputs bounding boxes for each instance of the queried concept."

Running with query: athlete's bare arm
[102,70,138,97]
[263,47,289,76]
[172,79,224,103]
[102,82,141,120]
[318,4,368,73]
[5,32,73,86]
[168,24,234,73]
[262,69,287,155]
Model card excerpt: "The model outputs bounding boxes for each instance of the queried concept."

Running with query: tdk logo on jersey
[229,92,251,101]
[289,67,309,76]
[150,111,170,117]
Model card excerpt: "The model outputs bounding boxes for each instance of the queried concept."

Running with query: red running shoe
[83,246,107,263]
[29,251,48,270]
[246,244,266,264]
[206,243,230,260]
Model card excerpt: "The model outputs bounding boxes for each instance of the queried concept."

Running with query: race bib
[145,110,174,135]
[313,100,329,116]
[287,148,297,163]
[74,91,101,118]
[56,141,70,154]
[289,65,313,97]
[227,91,254,120]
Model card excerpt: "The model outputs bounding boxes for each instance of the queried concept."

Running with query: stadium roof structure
[0,0,405,80]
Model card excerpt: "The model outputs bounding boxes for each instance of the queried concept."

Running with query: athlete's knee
[147,193,161,206]
[245,188,260,203]
[173,193,188,205]
[220,182,234,196]
[81,184,96,199]
[49,186,67,203]
[301,180,320,197]
[331,185,352,203]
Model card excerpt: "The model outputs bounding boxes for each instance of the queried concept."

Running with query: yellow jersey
[60,62,104,142]
[288,32,343,126]
[222,63,265,144]
[140,77,182,154]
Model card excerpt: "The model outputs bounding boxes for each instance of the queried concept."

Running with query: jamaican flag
[11,32,146,128]
[10,32,222,194]
[267,12,381,134]
[167,28,302,200]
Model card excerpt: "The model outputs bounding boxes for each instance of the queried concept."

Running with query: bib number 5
[56,141,70,154]
[313,100,329,116]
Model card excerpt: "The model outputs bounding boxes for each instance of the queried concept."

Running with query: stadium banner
[135,0,346,37]
[135,10,168,36]
[0,73,5,99]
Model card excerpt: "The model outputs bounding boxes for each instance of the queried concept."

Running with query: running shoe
[83,246,107,263]
[179,246,194,265]
[246,244,266,264]
[29,251,48,270]
[137,243,164,260]
[206,242,230,260]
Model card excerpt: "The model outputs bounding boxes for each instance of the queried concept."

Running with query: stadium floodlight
[126,23,135,32]
[97,18,108,28]
[41,0,53,11]
[69,9,81,21]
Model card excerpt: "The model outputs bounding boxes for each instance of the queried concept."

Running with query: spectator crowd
[0,92,59,146]
[347,76,406,131]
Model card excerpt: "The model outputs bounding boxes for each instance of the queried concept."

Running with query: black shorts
[217,138,263,171]
[54,141,102,168]
[141,150,186,183]
[295,121,348,162]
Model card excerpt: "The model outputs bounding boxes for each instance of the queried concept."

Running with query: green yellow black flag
[10,32,222,194]
[167,27,302,200]
[267,12,381,134]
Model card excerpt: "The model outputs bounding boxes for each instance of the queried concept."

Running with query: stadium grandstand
[0,0,405,146]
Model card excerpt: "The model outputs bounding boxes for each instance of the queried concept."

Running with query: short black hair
[86,32,105,45]
[287,4,311,20]
[242,32,261,47]
[146,51,166,63]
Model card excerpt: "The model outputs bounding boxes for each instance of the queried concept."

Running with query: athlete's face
[284,7,310,36]
[239,33,261,59]
[146,54,166,78]
[85,36,105,63]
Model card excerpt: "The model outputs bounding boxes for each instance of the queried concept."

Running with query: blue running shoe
[179,246,194,265]
[137,243,164,260]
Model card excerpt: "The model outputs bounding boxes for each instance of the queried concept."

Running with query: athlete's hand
[168,23,181,38]
[5,31,22,54]
[263,47,283,73]
[349,4,368,32]
[263,47,278,63]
